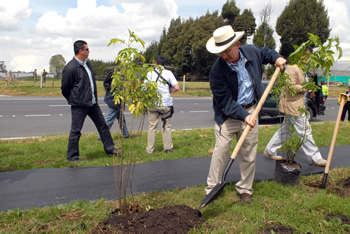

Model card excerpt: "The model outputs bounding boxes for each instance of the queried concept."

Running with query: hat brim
[206,31,245,54]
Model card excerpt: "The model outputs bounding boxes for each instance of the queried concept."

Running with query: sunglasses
[82,48,89,51]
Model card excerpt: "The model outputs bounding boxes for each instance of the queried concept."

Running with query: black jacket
[61,58,97,106]
[210,44,281,125]
[103,72,121,108]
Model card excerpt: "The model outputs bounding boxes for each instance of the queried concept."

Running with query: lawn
[1,78,347,98]
[1,122,349,172]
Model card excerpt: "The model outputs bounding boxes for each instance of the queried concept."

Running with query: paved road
[0,96,215,139]
[0,96,340,139]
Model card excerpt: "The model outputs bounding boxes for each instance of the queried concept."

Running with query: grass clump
[1,122,349,172]
[1,168,349,233]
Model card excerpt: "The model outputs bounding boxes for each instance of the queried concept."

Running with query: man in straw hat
[205,25,286,203]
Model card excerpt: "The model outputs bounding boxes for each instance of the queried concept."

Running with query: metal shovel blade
[199,158,235,209]
[199,182,227,209]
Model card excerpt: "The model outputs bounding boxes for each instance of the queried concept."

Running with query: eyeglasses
[82,48,89,51]
[218,46,234,57]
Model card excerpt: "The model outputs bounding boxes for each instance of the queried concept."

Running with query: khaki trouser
[205,105,258,195]
[146,106,173,154]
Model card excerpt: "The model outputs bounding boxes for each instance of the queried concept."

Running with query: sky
[1,0,350,73]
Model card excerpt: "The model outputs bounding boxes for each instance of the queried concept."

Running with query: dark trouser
[67,104,115,160]
[341,102,350,121]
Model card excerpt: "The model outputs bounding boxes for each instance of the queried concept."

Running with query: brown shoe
[311,158,327,167]
[107,148,123,155]
[239,193,252,203]
[264,152,283,161]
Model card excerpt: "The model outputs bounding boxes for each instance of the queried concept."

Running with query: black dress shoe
[67,158,79,161]
[107,148,123,155]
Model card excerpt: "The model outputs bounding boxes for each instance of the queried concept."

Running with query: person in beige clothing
[264,64,327,166]
[145,56,180,154]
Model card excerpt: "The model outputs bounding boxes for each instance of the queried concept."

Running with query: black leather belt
[241,99,257,109]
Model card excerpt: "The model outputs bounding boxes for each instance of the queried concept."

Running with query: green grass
[0,79,211,97]
[1,168,349,233]
[1,122,349,172]
[1,79,347,98]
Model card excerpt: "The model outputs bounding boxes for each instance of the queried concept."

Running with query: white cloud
[0,0,31,31]
[1,0,350,72]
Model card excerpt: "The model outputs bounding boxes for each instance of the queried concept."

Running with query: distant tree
[253,2,276,49]
[190,11,224,78]
[143,40,159,64]
[234,9,256,44]
[221,0,240,25]
[49,54,66,79]
[88,59,115,80]
[253,23,275,49]
[276,0,330,58]
[142,1,261,78]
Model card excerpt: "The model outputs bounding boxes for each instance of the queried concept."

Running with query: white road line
[25,114,51,117]
[189,111,209,113]
[49,105,70,107]
[1,136,40,140]
[49,104,107,107]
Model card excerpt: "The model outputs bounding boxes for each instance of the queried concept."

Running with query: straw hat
[206,25,245,54]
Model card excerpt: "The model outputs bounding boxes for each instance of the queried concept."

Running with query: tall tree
[253,2,276,49]
[253,23,275,49]
[49,54,66,79]
[190,11,224,78]
[234,9,256,44]
[142,40,159,64]
[276,0,330,58]
[221,0,240,25]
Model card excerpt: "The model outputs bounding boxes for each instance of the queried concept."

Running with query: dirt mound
[326,214,350,225]
[92,205,206,233]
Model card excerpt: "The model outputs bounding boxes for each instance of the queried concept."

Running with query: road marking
[1,136,40,140]
[190,111,209,113]
[49,105,69,107]
[25,114,51,117]
[49,104,107,107]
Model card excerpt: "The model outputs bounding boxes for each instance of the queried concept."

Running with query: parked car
[259,80,326,121]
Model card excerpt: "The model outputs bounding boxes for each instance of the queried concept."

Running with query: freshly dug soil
[262,225,294,234]
[92,205,206,233]
[326,213,350,225]
[305,176,350,197]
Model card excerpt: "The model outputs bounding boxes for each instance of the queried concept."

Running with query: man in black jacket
[205,25,286,202]
[61,40,122,161]
[101,71,130,138]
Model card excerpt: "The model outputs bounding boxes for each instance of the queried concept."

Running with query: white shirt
[145,67,178,106]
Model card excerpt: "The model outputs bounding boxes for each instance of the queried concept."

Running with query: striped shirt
[227,51,255,105]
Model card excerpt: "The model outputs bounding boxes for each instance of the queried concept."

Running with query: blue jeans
[104,105,129,138]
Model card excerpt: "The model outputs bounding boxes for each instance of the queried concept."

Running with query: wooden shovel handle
[324,94,348,174]
[230,67,281,159]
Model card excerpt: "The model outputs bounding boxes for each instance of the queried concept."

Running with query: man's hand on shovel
[244,115,256,129]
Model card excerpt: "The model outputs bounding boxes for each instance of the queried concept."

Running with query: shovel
[321,93,348,189]
[199,67,281,209]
